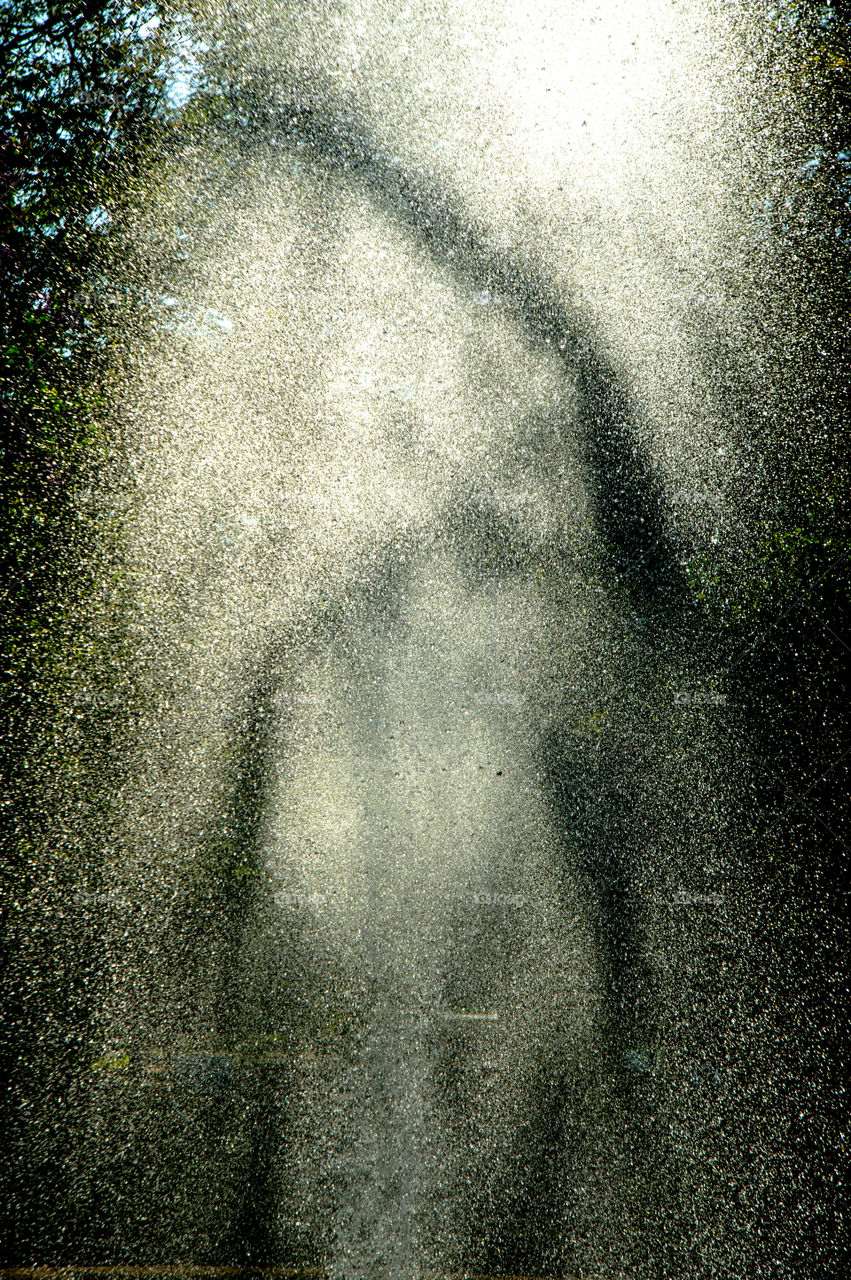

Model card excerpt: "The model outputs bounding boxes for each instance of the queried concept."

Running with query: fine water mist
[4,3,842,1279]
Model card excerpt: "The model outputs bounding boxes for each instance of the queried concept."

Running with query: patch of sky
[798,148,826,177]
[203,309,233,333]
[86,206,112,232]
[159,21,210,111]
[771,0,846,29]
[767,3,805,29]
[157,300,234,339]
[836,152,851,198]
[136,10,162,42]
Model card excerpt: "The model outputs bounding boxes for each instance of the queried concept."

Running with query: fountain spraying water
[4,3,844,1278]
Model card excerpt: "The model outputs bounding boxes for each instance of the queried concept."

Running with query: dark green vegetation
[1,1,181,856]
[1,0,192,816]
[1,1,190,1258]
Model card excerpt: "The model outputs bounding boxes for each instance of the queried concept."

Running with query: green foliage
[1,3,177,337]
[686,496,850,630]
[0,3,192,890]
[683,5,851,632]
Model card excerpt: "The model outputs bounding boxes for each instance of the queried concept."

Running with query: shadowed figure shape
[189,518,682,1275]
[224,87,691,615]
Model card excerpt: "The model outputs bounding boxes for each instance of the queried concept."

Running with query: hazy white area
[200,0,777,508]
[102,3,787,1274]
